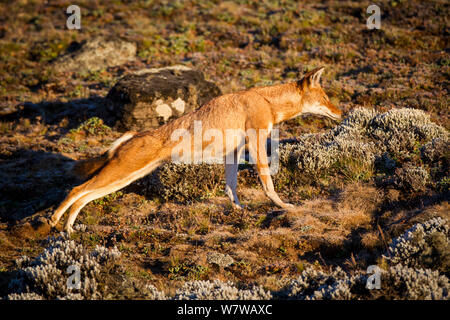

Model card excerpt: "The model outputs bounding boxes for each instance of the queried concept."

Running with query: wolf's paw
[232,203,245,210]
[48,216,60,228]
[64,225,74,236]
[281,203,295,210]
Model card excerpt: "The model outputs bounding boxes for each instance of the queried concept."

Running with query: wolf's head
[297,67,342,121]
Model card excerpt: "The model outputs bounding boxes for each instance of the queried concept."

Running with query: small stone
[206,252,234,268]
[51,37,136,73]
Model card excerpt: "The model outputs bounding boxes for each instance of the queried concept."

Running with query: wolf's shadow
[0,96,116,133]
[0,96,119,224]
[0,149,78,223]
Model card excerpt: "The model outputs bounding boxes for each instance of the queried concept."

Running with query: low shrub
[277,218,449,300]
[384,217,449,274]
[7,235,121,300]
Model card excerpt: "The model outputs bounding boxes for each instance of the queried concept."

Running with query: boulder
[52,37,136,73]
[106,65,222,131]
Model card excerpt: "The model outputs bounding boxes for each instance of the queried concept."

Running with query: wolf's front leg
[248,132,294,209]
[259,172,294,209]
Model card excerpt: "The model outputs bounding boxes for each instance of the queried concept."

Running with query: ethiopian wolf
[50,67,342,234]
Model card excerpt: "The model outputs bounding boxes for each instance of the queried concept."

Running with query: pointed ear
[310,67,324,86]
[298,66,325,89]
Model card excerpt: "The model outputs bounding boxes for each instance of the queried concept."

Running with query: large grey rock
[52,37,136,73]
[106,65,222,131]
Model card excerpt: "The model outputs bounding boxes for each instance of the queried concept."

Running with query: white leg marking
[107,132,136,157]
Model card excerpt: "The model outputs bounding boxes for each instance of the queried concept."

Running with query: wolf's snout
[328,102,342,121]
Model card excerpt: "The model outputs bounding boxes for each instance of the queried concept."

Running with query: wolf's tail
[69,132,137,180]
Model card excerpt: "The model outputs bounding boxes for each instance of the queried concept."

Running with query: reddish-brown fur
[50,67,342,234]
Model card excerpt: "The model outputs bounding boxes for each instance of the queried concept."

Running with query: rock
[11,214,52,239]
[206,252,234,268]
[106,65,222,131]
[51,37,136,73]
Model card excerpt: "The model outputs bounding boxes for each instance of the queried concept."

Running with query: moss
[168,262,209,281]
[29,39,71,63]
[70,117,112,136]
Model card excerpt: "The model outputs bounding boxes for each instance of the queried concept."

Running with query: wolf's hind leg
[225,145,245,209]
[50,182,91,227]
[60,157,163,233]
[63,184,124,235]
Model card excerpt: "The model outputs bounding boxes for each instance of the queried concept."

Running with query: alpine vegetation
[6,218,449,300]
[277,217,449,300]
[380,264,449,300]
[276,107,448,189]
[384,217,449,272]
[1,0,448,302]
[145,162,224,202]
[280,266,355,300]
[7,235,121,300]
[173,280,272,300]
